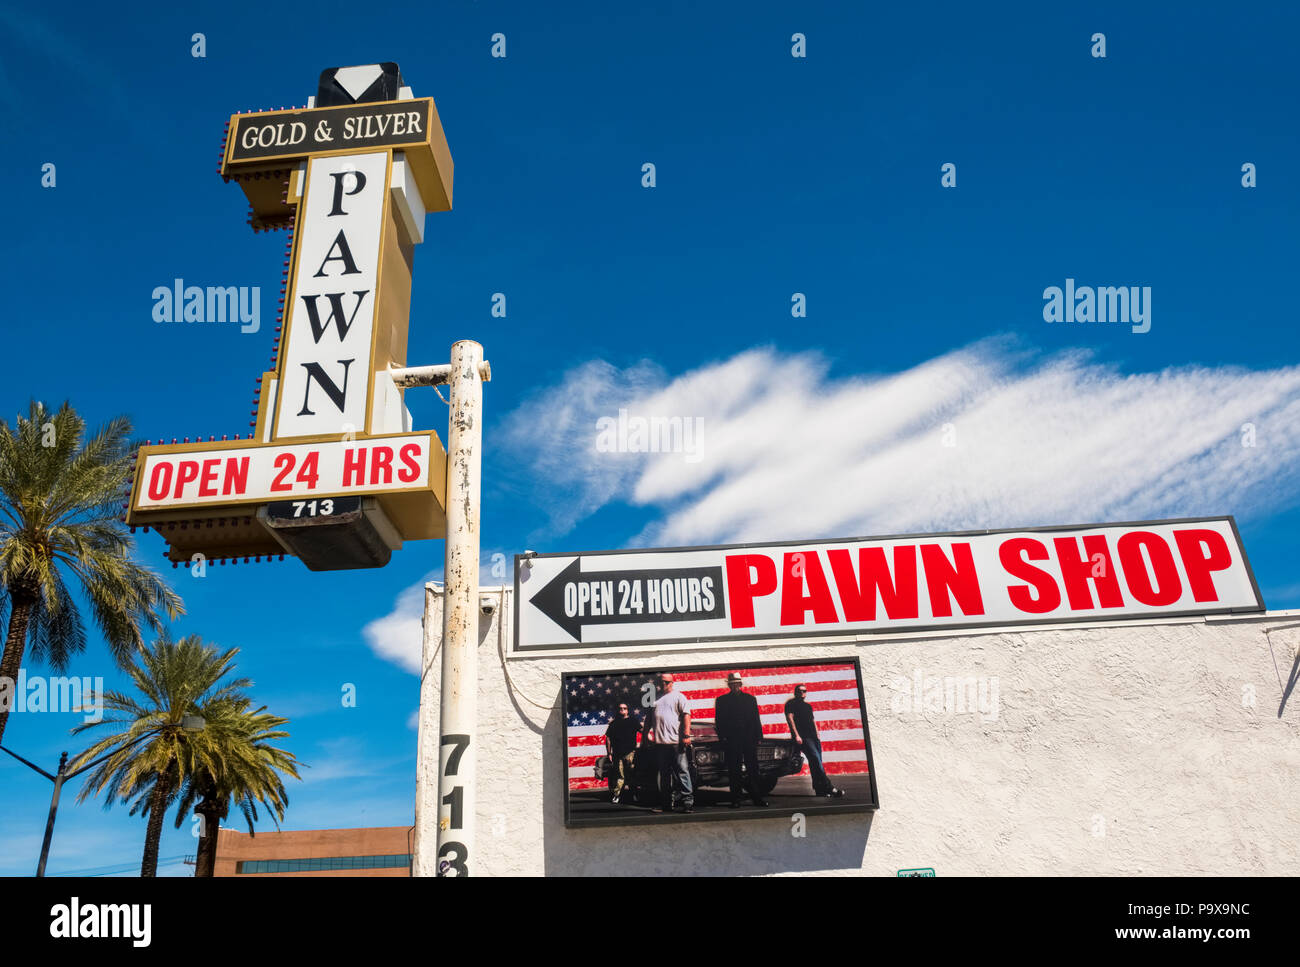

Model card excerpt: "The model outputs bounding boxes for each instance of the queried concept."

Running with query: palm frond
[0,401,184,688]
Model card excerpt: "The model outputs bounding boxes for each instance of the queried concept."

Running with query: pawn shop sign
[128,64,454,570]
[515,518,1265,652]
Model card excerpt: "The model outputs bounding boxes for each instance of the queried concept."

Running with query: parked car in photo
[593,720,803,801]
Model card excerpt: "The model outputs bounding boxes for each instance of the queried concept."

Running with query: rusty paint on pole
[427,338,485,876]
[390,361,491,388]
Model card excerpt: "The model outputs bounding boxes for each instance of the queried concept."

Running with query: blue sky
[1,1,1298,874]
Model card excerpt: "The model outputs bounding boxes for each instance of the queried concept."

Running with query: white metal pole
[430,338,485,876]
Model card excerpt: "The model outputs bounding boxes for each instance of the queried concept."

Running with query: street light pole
[2,715,206,877]
[0,744,65,877]
[37,751,68,878]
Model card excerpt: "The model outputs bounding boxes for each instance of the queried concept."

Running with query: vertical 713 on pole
[411,340,488,876]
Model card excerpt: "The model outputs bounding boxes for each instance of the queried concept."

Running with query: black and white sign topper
[317,63,405,107]
[513,517,1264,652]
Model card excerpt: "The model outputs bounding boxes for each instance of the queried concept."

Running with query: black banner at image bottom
[9,875,1282,954]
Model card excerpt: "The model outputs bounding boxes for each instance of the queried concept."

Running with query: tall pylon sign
[128,64,456,570]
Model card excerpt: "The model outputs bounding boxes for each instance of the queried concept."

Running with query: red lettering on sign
[827,546,919,621]
[270,453,295,492]
[296,451,320,489]
[1117,532,1181,606]
[1000,538,1061,614]
[342,448,366,486]
[1174,529,1233,603]
[370,446,394,485]
[222,457,249,496]
[147,463,173,501]
[1053,535,1123,610]
[780,551,839,626]
[921,543,985,617]
[175,460,200,497]
[725,554,777,629]
[397,443,421,482]
[198,459,220,497]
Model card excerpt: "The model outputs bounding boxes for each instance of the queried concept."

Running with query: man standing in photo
[604,701,641,805]
[648,672,694,814]
[715,671,768,808]
[784,684,844,798]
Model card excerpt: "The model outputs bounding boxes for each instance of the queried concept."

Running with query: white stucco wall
[414,586,1300,876]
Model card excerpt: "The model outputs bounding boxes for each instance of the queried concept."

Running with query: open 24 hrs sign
[131,432,438,511]
[514,517,1265,652]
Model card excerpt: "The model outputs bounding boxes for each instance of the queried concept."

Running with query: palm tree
[0,401,183,744]
[173,701,300,876]
[71,634,250,877]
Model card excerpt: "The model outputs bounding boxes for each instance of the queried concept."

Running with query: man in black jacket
[784,684,844,798]
[604,702,642,805]
[714,671,768,807]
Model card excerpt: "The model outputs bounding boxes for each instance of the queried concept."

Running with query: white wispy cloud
[361,559,511,674]
[497,359,667,535]
[499,338,1300,547]
[361,580,428,675]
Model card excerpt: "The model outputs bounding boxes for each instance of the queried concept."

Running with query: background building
[214,825,412,877]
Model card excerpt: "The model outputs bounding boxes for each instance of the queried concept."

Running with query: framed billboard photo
[563,656,879,827]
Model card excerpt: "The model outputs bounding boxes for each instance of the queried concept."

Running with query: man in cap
[784,684,843,798]
[714,671,768,807]
[648,672,694,813]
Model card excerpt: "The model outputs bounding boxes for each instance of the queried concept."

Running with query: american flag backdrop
[565,662,871,791]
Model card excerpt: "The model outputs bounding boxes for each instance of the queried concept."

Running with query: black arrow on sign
[528,557,726,642]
